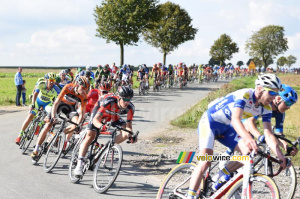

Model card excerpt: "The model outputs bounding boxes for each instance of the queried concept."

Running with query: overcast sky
[0,0,299,67]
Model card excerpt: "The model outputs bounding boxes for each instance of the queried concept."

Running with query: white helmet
[86,65,92,71]
[59,70,66,76]
[255,74,282,90]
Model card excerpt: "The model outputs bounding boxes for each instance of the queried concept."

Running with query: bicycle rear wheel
[43,132,65,173]
[225,173,280,199]
[93,144,123,193]
[157,163,196,199]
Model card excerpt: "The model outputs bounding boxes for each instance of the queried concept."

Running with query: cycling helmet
[45,72,56,81]
[77,67,82,72]
[86,65,92,71]
[59,70,66,76]
[99,82,111,92]
[118,86,134,99]
[55,76,61,84]
[279,84,298,106]
[255,74,282,90]
[76,76,90,89]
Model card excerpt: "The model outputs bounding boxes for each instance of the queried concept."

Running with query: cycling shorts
[198,112,240,151]
[31,97,52,115]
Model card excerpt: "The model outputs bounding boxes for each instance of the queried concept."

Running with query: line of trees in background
[94,0,297,68]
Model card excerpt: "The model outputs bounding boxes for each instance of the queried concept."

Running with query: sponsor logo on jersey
[215,98,228,110]
[243,92,250,100]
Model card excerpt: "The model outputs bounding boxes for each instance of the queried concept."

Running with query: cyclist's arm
[244,117,262,139]
[32,90,39,105]
[263,121,286,164]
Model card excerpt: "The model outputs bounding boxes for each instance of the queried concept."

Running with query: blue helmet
[279,84,298,106]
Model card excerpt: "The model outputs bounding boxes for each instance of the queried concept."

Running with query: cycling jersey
[35,81,61,103]
[98,70,110,80]
[138,70,146,79]
[59,75,71,88]
[86,89,99,114]
[95,96,135,123]
[57,83,88,112]
[199,88,272,150]
[32,81,61,115]
[152,67,160,74]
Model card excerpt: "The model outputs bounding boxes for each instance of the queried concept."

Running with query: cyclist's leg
[113,119,128,144]
[188,112,215,198]
[217,125,251,173]
[16,105,37,143]
[74,128,97,176]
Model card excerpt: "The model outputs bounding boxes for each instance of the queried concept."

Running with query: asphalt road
[0,80,230,199]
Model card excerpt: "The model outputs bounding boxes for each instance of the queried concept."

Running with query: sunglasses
[263,87,278,96]
[49,79,55,83]
[122,97,131,102]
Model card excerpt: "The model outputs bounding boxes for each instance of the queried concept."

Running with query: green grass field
[0,68,153,106]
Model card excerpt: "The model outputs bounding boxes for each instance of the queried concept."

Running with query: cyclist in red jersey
[31,76,90,160]
[74,86,137,177]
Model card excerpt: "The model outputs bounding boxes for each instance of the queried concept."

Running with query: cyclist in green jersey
[15,73,61,145]
[98,64,111,82]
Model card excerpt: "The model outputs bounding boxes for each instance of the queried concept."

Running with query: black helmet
[118,86,134,98]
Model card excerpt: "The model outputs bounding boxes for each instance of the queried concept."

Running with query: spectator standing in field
[14,67,23,106]
[21,80,27,106]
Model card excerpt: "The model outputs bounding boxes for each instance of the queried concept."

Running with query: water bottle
[212,174,230,191]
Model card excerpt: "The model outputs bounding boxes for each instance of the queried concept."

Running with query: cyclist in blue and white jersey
[213,65,219,77]
[58,70,71,88]
[243,84,298,156]
[86,65,95,80]
[187,74,288,199]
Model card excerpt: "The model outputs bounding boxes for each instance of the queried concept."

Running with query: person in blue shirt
[14,67,23,106]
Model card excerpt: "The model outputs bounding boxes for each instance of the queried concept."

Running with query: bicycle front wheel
[43,133,65,173]
[225,173,280,199]
[93,144,123,193]
[270,164,297,199]
[157,163,197,199]
[69,137,84,183]
[21,122,37,154]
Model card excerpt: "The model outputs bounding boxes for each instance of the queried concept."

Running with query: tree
[143,2,197,65]
[94,0,157,65]
[208,58,221,66]
[236,61,244,67]
[245,25,288,70]
[227,63,232,66]
[277,56,287,69]
[209,34,239,64]
[286,55,297,68]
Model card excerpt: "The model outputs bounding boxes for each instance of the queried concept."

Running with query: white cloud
[287,33,300,50]
[16,26,93,55]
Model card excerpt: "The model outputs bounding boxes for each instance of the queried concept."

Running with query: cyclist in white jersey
[187,74,288,199]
